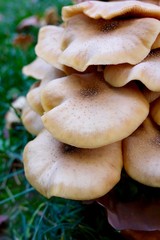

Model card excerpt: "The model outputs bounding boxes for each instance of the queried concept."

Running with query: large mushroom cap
[62,0,160,21]
[35,25,83,75]
[123,118,160,187]
[41,73,149,148]
[104,49,160,91]
[23,129,123,200]
[59,14,160,71]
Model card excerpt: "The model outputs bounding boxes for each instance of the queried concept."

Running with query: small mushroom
[23,129,123,200]
[123,118,160,187]
[22,57,56,80]
[104,48,160,91]
[5,96,26,129]
[26,66,65,115]
[59,14,160,71]
[22,103,43,135]
[41,72,149,148]
[62,0,160,21]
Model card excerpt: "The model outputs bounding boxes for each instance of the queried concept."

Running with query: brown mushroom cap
[22,58,55,80]
[150,97,160,125]
[22,103,43,135]
[104,49,160,91]
[41,72,149,148]
[123,118,160,187]
[62,1,160,21]
[23,129,123,200]
[59,14,160,71]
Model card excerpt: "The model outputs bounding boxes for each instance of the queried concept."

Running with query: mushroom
[35,25,65,71]
[22,57,56,80]
[104,48,160,91]
[62,0,160,21]
[26,67,65,115]
[5,96,26,129]
[35,25,97,75]
[23,129,123,200]
[59,14,160,71]
[123,118,160,187]
[21,103,43,135]
[41,72,149,148]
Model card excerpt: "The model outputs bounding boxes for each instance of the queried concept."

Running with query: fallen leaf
[13,34,33,49]
[17,16,40,31]
[98,191,160,231]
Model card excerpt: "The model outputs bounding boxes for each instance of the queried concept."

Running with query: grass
[0,0,124,239]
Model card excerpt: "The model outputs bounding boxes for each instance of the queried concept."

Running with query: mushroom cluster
[22,0,160,201]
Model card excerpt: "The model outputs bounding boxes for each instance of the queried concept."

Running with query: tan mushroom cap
[104,49,160,91]
[111,0,160,6]
[35,25,96,75]
[22,58,55,80]
[23,129,123,200]
[27,67,65,115]
[35,26,64,71]
[62,1,160,21]
[59,14,160,71]
[22,103,43,135]
[123,118,160,187]
[41,73,149,148]
[150,97,160,125]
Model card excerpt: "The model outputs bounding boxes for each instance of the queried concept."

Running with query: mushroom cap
[35,25,97,75]
[123,118,160,187]
[150,97,160,125]
[22,103,43,135]
[41,72,149,148]
[35,26,64,71]
[59,14,160,71]
[27,81,43,115]
[104,49,160,91]
[23,129,123,200]
[27,67,65,115]
[5,96,26,129]
[110,0,160,6]
[62,0,160,21]
[22,58,55,80]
